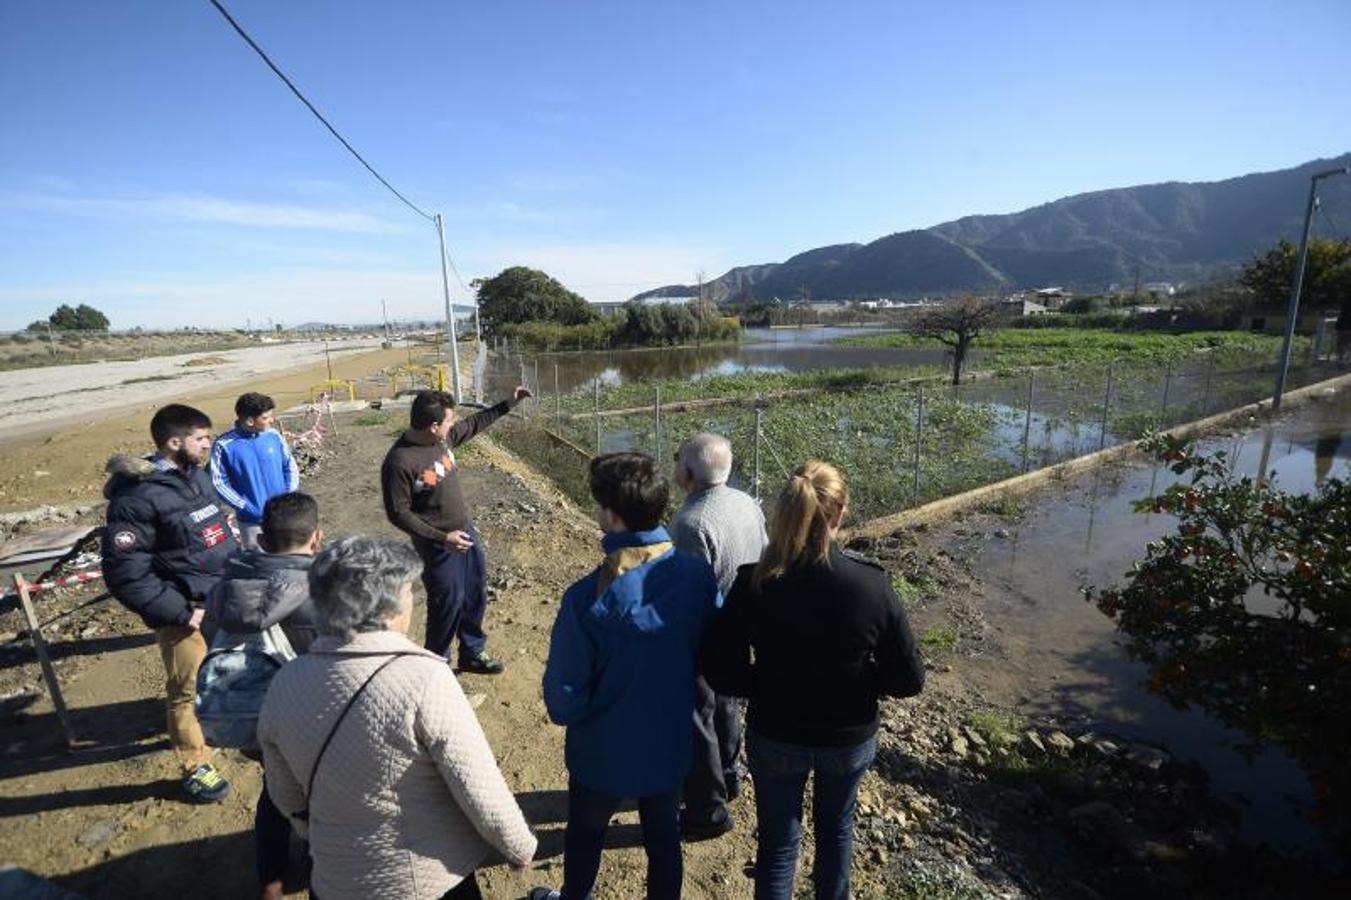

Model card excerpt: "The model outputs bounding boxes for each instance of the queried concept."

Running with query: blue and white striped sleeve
[210,435,250,515]
[279,432,299,491]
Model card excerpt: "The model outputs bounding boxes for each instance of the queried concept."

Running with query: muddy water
[961,388,1350,855]
[485,326,954,394]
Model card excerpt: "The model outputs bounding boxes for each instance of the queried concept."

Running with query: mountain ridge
[633,153,1351,303]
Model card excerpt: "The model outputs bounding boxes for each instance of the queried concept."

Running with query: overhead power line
[206,0,435,223]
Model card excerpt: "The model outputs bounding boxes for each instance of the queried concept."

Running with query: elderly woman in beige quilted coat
[258,536,536,900]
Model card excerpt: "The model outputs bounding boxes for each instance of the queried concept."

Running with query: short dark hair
[261,492,319,552]
[235,392,275,420]
[149,404,211,447]
[410,390,456,430]
[589,452,669,531]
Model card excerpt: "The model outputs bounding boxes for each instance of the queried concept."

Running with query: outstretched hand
[513,385,533,403]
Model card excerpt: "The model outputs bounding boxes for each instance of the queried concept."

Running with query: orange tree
[1087,433,1351,850]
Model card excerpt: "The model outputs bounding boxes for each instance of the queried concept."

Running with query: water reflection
[970,389,1351,855]
[484,326,951,394]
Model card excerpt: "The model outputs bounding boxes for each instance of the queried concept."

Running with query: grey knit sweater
[671,484,768,596]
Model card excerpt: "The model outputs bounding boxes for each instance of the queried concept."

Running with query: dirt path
[0,343,414,513]
[0,339,390,440]
[0,414,764,899]
[2,400,1341,898]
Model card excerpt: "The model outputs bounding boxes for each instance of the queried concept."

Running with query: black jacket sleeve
[448,399,513,448]
[103,495,193,628]
[874,579,926,698]
[700,568,755,697]
[380,455,445,542]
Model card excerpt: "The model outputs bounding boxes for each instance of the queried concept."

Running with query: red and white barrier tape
[1,570,104,600]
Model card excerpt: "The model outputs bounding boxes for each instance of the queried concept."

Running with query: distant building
[592,301,628,318]
[1142,282,1177,297]
[1034,287,1070,309]
[1001,296,1048,316]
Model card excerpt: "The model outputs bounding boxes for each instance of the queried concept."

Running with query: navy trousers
[413,525,489,663]
[562,779,683,900]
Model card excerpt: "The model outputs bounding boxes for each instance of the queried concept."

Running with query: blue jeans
[413,526,488,663]
[747,731,877,900]
[562,778,682,900]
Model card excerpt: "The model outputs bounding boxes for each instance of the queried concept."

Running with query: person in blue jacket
[211,392,299,549]
[532,452,721,900]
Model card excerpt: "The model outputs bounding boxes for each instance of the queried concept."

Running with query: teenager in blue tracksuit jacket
[211,392,298,546]
[537,452,721,900]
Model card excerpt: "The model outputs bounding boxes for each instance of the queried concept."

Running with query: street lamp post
[1272,165,1349,410]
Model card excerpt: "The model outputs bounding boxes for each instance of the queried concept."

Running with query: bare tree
[907,295,1002,385]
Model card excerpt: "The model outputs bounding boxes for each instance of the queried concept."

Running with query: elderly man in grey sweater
[672,432,767,840]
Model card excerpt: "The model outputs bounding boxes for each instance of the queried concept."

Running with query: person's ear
[163,436,183,453]
[309,529,323,552]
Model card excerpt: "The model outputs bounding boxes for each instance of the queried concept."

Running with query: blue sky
[1,0,1348,329]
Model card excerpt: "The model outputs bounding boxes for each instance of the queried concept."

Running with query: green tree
[25,303,111,332]
[1239,237,1351,312]
[473,266,597,329]
[1087,434,1351,850]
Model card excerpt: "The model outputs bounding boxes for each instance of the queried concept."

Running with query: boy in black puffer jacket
[103,404,238,804]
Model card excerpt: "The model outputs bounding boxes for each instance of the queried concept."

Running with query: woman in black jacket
[702,460,925,900]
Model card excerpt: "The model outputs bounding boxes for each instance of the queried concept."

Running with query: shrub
[1087,433,1351,850]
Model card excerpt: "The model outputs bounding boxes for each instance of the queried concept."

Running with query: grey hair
[679,433,733,487]
[309,535,422,640]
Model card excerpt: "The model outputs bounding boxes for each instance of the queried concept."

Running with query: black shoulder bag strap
[294,652,416,821]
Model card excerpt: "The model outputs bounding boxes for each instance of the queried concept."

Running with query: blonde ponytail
[754,460,848,590]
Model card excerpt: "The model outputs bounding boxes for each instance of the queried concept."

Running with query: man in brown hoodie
[380,387,529,673]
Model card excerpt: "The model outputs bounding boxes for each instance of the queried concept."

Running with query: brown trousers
[155,625,211,773]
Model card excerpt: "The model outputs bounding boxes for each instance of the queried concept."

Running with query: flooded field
[485,326,949,392]
[963,388,1350,856]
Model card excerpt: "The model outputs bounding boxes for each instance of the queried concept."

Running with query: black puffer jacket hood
[101,452,238,628]
[103,454,157,499]
[208,550,317,654]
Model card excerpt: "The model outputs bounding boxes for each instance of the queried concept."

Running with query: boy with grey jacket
[206,492,321,900]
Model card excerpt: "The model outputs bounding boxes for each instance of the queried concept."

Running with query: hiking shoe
[458,652,506,675]
[527,888,560,900]
[682,810,735,842]
[182,762,232,804]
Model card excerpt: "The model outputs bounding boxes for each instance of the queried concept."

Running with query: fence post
[1201,355,1214,415]
[1247,357,1256,404]
[594,377,601,454]
[754,407,764,501]
[534,359,540,405]
[1160,360,1173,418]
[1098,364,1114,451]
[654,386,662,460]
[554,363,561,428]
[912,385,924,500]
[1021,370,1035,473]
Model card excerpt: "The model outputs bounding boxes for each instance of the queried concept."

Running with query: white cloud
[0,190,404,233]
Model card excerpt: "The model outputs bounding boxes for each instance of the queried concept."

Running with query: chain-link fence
[483,341,1346,524]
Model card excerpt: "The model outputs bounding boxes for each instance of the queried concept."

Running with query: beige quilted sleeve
[414,666,538,867]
